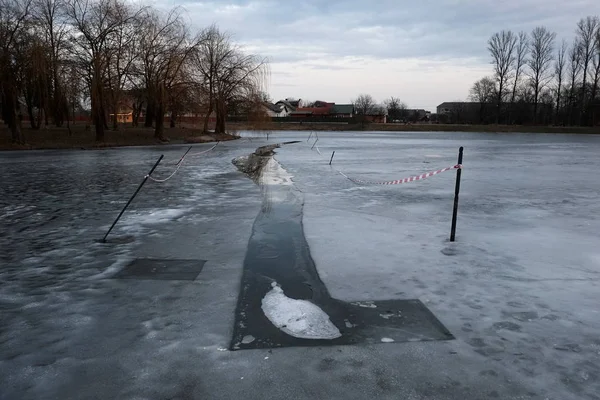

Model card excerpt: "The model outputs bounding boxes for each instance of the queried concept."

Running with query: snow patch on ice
[381,337,395,343]
[241,335,255,344]
[129,208,190,225]
[259,158,293,186]
[351,301,377,308]
[261,283,341,340]
[380,312,401,320]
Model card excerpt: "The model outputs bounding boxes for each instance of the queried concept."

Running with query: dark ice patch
[112,258,206,281]
[230,156,453,350]
[97,235,135,244]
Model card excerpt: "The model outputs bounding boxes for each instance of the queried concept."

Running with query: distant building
[283,98,302,108]
[437,102,489,124]
[275,100,297,113]
[331,104,354,118]
[262,102,291,117]
[289,100,334,117]
[437,102,480,115]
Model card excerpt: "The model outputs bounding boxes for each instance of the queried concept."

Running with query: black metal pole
[329,151,335,165]
[102,154,164,242]
[450,147,463,242]
[176,146,192,165]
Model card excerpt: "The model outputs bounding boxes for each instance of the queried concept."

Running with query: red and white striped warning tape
[338,164,462,185]
[305,132,462,186]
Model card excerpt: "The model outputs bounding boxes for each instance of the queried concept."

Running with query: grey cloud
[173,0,596,65]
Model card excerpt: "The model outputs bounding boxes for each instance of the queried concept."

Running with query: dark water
[230,156,453,350]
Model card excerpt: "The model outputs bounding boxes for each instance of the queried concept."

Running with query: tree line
[0,0,268,144]
[470,16,600,126]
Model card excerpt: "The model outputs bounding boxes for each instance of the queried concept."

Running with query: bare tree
[384,96,407,121]
[21,32,51,129]
[191,25,269,135]
[508,31,528,123]
[510,31,529,104]
[105,2,142,130]
[213,47,268,134]
[192,25,233,133]
[0,0,33,144]
[576,16,599,124]
[66,0,138,141]
[352,94,376,115]
[527,26,556,124]
[137,8,197,140]
[33,0,70,126]
[352,94,377,126]
[567,42,583,124]
[554,39,568,124]
[588,29,600,125]
[488,30,517,123]
[469,76,496,123]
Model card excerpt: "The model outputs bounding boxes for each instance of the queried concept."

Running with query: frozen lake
[1,131,600,399]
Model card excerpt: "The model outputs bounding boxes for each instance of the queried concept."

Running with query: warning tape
[185,142,219,158]
[147,142,219,182]
[337,164,462,185]
[304,132,461,186]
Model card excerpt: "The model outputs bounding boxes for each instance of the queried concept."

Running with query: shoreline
[0,127,238,151]
[2,123,598,151]
[228,122,600,135]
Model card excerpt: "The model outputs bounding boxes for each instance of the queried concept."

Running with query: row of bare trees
[0,0,268,144]
[470,16,600,126]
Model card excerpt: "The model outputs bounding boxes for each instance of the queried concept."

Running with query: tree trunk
[43,104,49,127]
[94,105,105,142]
[202,101,213,133]
[154,102,165,139]
[9,112,25,144]
[53,80,65,127]
[533,85,539,125]
[92,73,105,142]
[154,83,166,140]
[112,100,118,130]
[103,107,109,130]
[132,100,143,127]
[496,78,504,124]
[555,89,561,125]
[4,91,26,144]
[589,68,599,126]
[26,100,38,129]
[145,96,155,127]
[38,107,44,130]
[169,109,176,128]
[215,99,226,134]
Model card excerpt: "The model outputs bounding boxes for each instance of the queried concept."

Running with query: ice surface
[3,133,600,399]
[259,158,294,186]
[261,283,341,340]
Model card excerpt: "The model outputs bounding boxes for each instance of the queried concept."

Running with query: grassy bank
[0,124,237,150]
[229,122,600,134]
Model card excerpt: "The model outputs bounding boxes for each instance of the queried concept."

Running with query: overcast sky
[157,0,596,111]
